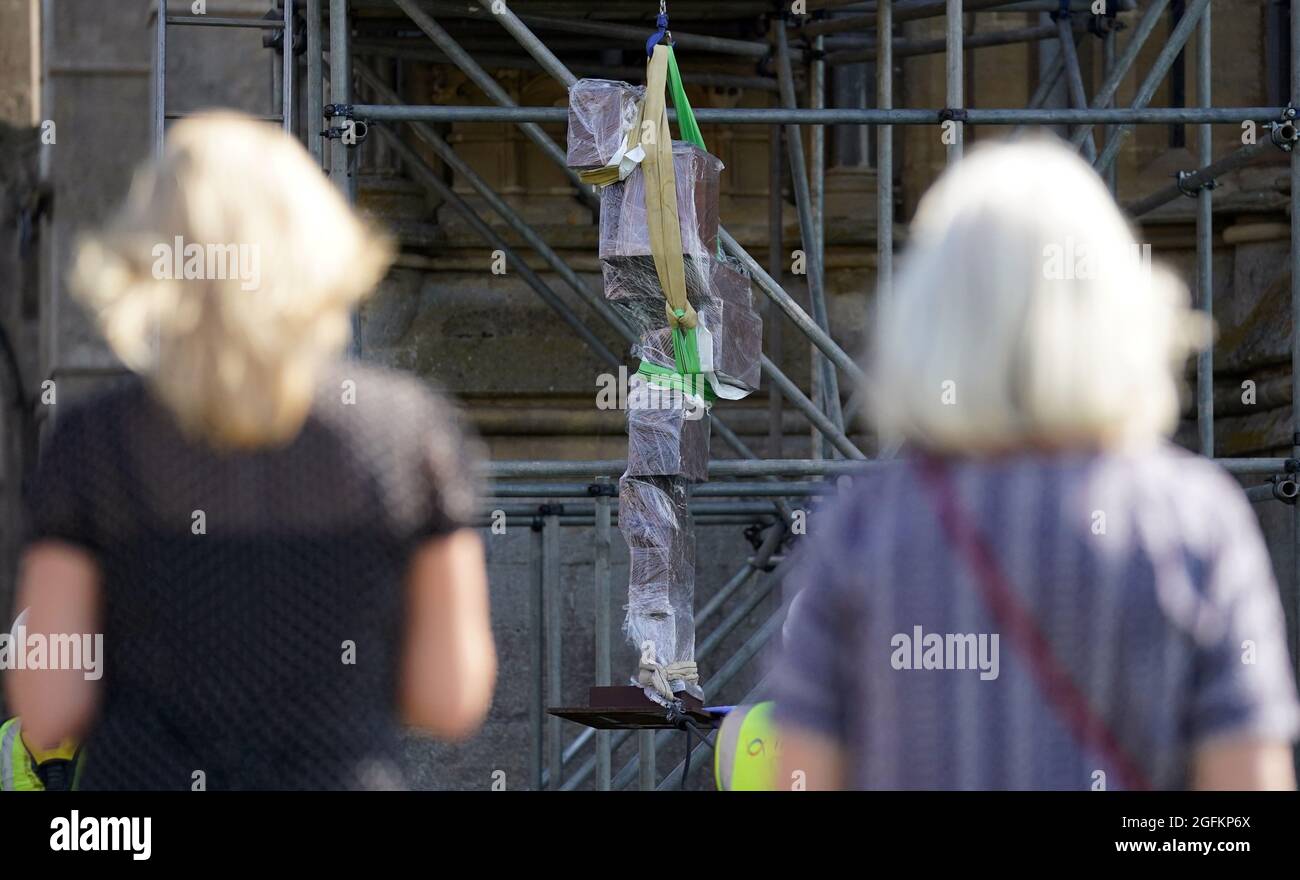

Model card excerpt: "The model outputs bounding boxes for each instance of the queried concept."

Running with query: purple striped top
[770,443,1300,790]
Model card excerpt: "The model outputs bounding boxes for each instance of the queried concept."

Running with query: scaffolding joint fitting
[538,503,566,518]
[586,482,618,498]
[1270,474,1299,505]
[1269,109,1299,152]
[261,8,305,55]
[1175,169,1218,199]
[938,108,968,124]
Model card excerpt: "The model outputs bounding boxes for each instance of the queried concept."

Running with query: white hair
[72,111,393,449]
[869,137,1209,454]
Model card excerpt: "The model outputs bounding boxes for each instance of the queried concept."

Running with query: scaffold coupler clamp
[1270,474,1299,505]
[1269,106,1299,152]
[322,104,368,146]
[938,108,968,125]
[1176,169,1217,199]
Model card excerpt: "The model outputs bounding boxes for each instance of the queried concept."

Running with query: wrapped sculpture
[566,79,645,170]
[625,372,710,483]
[618,474,701,701]
[564,53,764,710]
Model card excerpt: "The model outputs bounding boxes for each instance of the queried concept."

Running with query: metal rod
[483,456,1291,479]
[637,730,656,791]
[1291,0,1300,682]
[1056,10,1095,162]
[347,104,1282,126]
[946,0,963,162]
[1122,142,1272,217]
[1094,0,1212,174]
[878,0,893,304]
[543,513,563,789]
[282,0,295,134]
[153,0,165,158]
[487,481,833,499]
[1196,2,1213,459]
[775,22,845,449]
[328,0,353,200]
[307,0,323,165]
[1069,0,1172,151]
[811,28,831,459]
[529,523,544,789]
[593,481,612,791]
[165,15,283,28]
[768,124,785,458]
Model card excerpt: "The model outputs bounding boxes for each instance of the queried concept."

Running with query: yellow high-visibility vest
[713,702,781,791]
[0,718,78,791]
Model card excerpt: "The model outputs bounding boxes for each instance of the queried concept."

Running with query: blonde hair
[72,111,392,449]
[870,138,1209,455]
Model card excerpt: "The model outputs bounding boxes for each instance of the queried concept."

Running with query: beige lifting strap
[631,45,697,330]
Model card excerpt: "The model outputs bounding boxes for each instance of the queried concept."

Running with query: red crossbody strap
[914,456,1153,792]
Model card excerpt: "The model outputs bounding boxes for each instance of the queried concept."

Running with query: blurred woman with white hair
[6,111,497,789]
[772,138,1300,790]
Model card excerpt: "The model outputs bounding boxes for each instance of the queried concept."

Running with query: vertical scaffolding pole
[878,0,893,300]
[593,484,612,791]
[946,0,964,162]
[529,521,544,789]
[774,21,845,447]
[768,125,785,458]
[153,0,165,158]
[307,0,323,165]
[638,730,656,791]
[1291,0,1300,678]
[328,0,352,200]
[1196,4,1213,458]
[543,512,563,789]
[811,30,828,459]
[282,0,295,134]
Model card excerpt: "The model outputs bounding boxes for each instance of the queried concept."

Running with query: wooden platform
[548,686,719,731]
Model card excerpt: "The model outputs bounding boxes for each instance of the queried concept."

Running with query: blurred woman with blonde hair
[772,138,1300,791]
[7,111,497,789]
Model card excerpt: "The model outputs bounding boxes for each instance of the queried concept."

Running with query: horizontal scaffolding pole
[486,481,835,498]
[1123,141,1278,218]
[824,19,1082,66]
[355,104,1286,125]
[483,457,1293,480]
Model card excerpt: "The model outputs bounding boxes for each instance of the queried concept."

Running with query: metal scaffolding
[154,0,1300,790]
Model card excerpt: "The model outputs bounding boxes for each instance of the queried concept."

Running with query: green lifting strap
[637,46,718,402]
